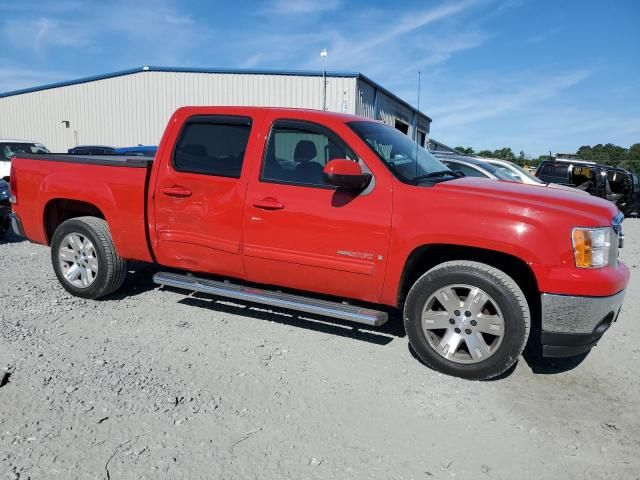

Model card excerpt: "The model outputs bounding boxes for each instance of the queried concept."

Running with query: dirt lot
[1,220,639,480]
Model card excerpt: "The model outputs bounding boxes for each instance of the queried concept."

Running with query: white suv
[0,139,50,180]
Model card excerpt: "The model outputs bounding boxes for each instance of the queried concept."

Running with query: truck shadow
[175,291,406,346]
[104,262,162,300]
[522,346,589,374]
[108,265,407,349]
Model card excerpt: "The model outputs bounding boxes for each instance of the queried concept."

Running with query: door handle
[161,187,192,198]
[253,197,284,210]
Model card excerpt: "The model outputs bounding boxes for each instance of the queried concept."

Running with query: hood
[433,177,619,226]
[543,182,590,195]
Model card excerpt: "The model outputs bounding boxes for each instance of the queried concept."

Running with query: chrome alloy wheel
[58,233,99,288]
[421,284,505,364]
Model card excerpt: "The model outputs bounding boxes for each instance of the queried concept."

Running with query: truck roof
[173,105,379,124]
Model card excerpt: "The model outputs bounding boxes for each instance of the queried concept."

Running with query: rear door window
[173,116,252,178]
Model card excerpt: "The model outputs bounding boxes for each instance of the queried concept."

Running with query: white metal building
[0,66,431,153]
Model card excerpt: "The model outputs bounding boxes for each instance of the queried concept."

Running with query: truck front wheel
[404,261,530,380]
[51,216,127,299]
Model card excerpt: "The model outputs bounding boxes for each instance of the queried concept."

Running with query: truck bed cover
[14,153,154,168]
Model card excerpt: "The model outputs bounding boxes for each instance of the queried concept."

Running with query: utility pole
[320,49,328,111]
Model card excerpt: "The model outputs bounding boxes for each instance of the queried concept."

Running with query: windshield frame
[347,121,453,185]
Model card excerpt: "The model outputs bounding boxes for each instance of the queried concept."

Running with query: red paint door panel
[154,115,256,277]
[243,117,393,303]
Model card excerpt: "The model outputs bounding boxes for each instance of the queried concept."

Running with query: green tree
[455,146,476,155]
[476,150,493,158]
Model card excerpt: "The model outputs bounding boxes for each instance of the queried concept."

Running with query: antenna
[415,71,421,179]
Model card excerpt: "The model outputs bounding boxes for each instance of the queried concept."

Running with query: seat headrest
[294,140,317,163]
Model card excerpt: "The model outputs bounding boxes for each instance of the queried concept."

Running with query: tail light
[9,163,17,205]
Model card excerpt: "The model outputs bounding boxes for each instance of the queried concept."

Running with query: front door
[154,114,255,278]
[243,117,393,303]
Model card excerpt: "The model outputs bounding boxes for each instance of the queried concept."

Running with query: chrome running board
[153,272,388,327]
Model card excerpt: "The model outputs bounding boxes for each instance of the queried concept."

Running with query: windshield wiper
[412,170,464,184]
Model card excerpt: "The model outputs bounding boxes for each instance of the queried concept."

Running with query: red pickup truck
[9,107,629,379]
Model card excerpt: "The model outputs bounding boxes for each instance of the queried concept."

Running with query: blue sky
[0,0,638,156]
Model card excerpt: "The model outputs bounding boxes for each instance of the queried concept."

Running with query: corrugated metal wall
[355,78,430,145]
[0,72,358,152]
[355,80,376,119]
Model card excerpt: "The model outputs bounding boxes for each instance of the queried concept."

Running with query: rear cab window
[173,116,252,178]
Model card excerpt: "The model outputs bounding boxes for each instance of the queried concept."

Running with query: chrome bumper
[541,289,626,334]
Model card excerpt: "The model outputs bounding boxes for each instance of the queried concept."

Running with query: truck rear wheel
[404,261,530,380]
[51,216,127,299]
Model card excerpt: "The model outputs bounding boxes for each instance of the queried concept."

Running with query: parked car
[9,107,629,380]
[536,159,639,216]
[483,158,588,195]
[431,152,521,182]
[0,178,10,238]
[115,145,158,157]
[0,139,49,180]
[67,145,115,155]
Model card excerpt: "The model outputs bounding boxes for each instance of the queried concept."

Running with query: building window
[394,119,409,135]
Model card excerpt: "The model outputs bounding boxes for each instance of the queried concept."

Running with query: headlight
[0,188,9,200]
[572,227,611,268]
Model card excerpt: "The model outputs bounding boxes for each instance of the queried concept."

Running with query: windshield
[1,142,50,160]
[348,121,451,183]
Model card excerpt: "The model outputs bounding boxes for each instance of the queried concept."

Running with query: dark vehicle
[67,145,115,155]
[114,145,157,157]
[0,179,10,237]
[536,159,640,216]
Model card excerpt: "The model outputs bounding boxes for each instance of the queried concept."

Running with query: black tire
[404,260,530,380]
[51,216,127,299]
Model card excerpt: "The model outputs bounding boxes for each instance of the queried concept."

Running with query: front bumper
[540,289,626,357]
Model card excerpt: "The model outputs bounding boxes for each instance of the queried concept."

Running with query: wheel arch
[43,198,106,244]
[397,244,540,322]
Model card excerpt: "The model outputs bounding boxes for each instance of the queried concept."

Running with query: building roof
[0,65,431,122]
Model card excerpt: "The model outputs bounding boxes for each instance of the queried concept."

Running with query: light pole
[320,48,328,111]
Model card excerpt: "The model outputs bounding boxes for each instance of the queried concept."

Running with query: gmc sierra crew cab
[9,107,630,380]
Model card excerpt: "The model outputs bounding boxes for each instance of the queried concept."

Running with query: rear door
[242,116,393,303]
[154,114,256,277]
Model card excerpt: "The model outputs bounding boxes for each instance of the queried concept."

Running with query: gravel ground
[1,220,639,480]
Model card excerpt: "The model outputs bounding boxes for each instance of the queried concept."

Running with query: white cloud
[398,30,492,75]
[330,0,481,65]
[263,0,341,15]
[0,64,72,92]
[433,69,592,128]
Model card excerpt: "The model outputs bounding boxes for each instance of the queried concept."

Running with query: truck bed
[14,153,154,168]
[11,153,154,262]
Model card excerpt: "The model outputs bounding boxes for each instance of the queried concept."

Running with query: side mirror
[323,159,372,190]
